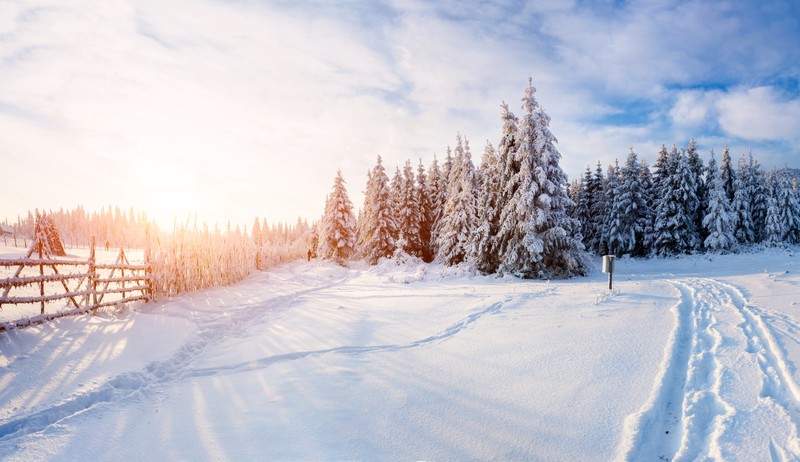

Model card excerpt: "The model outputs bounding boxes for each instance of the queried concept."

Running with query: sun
[135,160,202,231]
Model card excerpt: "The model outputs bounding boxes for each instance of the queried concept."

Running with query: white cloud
[717,86,800,141]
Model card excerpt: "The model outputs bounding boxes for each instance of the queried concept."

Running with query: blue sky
[1,0,799,228]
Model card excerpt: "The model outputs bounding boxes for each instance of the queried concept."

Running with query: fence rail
[0,235,153,332]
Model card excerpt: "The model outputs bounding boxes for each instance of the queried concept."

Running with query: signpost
[602,255,616,290]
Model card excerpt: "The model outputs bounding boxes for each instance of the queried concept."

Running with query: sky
[1,0,799,229]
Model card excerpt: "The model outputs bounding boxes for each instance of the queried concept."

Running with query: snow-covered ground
[2,248,800,460]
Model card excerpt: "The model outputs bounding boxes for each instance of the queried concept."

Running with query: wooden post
[38,239,44,314]
[89,237,97,308]
[145,226,153,302]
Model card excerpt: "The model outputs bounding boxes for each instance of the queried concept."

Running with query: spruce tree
[702,155,736,253]
[588,161,606,254]
[396,160,424,257]
[426,156,445,258]
[653,148,700,255]
[360,156,397,264]
[720,145,735,204]
[603,161,622,256]
[435,135,478,266]
[470,141,503,273]
[319,170,357,265]
[732,156,755,245]
[416,160,434,262]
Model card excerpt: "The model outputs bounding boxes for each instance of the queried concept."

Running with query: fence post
[145,227,153,302]
[89,237,97,308]
[38,238,44,315]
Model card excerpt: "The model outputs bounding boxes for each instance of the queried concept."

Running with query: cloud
[717,86,800,142]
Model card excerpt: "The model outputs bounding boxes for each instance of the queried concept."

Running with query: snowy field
[2,248,800,461]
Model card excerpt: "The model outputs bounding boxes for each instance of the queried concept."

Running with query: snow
[3,249,800,460]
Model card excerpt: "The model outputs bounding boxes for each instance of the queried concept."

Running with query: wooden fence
[0,235,152,332]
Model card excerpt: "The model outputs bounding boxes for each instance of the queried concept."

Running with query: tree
[395,160,424,257]
[614,149,652,256]
[416,160,434,262]
[426,156,445,258]
[720,145,735,204]
[359,156,397,264]
[702,155,736,252]
[732,156,755,245]
[319,170,357,265]
[653,147,700,255]
[470,141,503,273]
[496,79,586,278]
[435,134,478,266]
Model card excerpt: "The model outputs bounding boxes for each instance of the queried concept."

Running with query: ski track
[0,276,550,444]
[622,277,800,461]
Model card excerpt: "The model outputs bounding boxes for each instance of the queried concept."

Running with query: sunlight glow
[135,160,202,230]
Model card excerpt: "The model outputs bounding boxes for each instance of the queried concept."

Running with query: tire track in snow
[0,272,358,442]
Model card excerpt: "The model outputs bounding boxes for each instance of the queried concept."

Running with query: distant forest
[316,80,800,279]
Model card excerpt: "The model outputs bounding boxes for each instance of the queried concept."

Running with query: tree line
[569,142,799,257]
[317,79,588,279]
[316,79,800,278]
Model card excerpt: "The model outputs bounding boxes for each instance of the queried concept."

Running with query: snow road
[2,249,800,460]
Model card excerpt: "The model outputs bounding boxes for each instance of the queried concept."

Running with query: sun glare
[135,160,202,230]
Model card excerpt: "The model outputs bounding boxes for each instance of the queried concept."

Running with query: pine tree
[416,160,434,262]
[774,177,800,244]
[319,170,357,265]
[702,155,736,253]
[573,166,595,253]
[359,156,397,264]
[389,167,403,246]
[653,147,700,255]
[732,155,755,245]
[396,160,424,257]
[764,179,784,246]
[603,161,622,256]
[496,79,585,278]
[638,159,656,255]
[587,161,606,254]
[747,153,770,243]
[615,149,652,256]
[470,141,503,273]
[720,145,735,204]
[686,138,706,244]
[435,134,478,266]
[426,156,445,258]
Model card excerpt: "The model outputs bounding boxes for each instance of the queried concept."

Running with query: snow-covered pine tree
[470,141,503,273]
[720,145,735,204]
[746,153,770,243]
[637,159,656,255]
[587,161,606,254]
[359,156,397,264]
[774,176,800,244]
[389,166,404,247]
[764,178,784,246]
[416,160,434,262]
[435,134,478,266]
[319,170,358,265]
[616,149,652,257]
[426,156,445,258]
[573,166,595,252]
[530,81,586,277]
[602,161,622,256]
[702,154,736,253]
[492,102,521,261]
[686,138,706,243]
[732,155,755,245]
[396,160,424,257]
[653,147,700,255]
[497,79,585,278]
